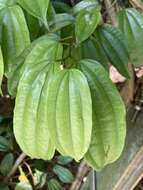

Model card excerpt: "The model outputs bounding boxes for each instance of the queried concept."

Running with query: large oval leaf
[75,8,101,44]
[14,35,63,160]
[46,69,92,161]
[0,5,30,73]
[118,8,143,66]
[94,24,129,78]
[77,59,126,170]
[17,0,50,26]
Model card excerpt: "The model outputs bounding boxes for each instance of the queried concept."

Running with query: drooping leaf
[14,35,63,160]
[0,5,30,74]
[7,35,49,97]
[0,153,14,176]
[46,69,92,161]
[0,47,4,94]
[118,8,143,66]
[48,179,62,190]
[77,59,126,170]
[49,13,75,32]
[75,8,101,44]
[17,0,50,27]
[53,165,74,183]
[57,155,73,165]
[73,0,100,15]
[94,24,129,77]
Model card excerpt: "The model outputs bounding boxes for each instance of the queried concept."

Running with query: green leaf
[94,24,129,78]
[49,13,75,32]
[0,47,4,94]
[73,0,100,15]
[15,182,32,190]
[118,8,143,66]
[33,169,46,188]
[0,0,16,9]
[77,59,126,170]
[0,5,30,74]
[53,1,71,14]
[0,153,14,176]
[75,8,101,44]
[17,0,50,26]
[48,179,62,190]
[14,35,63,160]
[24,12,40,40]
[53,165,74,183]
[0,136,12,152]
[0,186,9,190]
[64,38,109,70]
[57,155,73,165]
[46,69,92,161]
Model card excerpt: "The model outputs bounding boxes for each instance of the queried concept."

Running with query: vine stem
[104,0,118,26]
[70,160,91,190]
[4,153,26,182]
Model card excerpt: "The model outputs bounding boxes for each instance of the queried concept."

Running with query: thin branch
[4,152,26,182]
[129,0,143,11]
[104,0,118,26]
[70,160,91,190]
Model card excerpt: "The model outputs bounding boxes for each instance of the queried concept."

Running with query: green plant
[0,0,143,176]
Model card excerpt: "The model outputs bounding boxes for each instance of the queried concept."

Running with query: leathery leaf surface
[0,4,30,74]
[94,24,129,78]
[77,59,126,170]
[17,0,50,23]
[118,8,143,66]
[14,35,63,160]
[46,69,92,161]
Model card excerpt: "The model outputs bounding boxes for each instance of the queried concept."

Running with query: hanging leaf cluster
[0,0,143,171]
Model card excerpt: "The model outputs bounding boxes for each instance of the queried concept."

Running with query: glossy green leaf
[94,24,129,78]
[77,59,126,170]
[48,179,62,190]
[73,0,100,15]
[0,47,4,94]
[57,155,73,165]
[75,8,101,43]
[49,13,75,32]
[0,153,14,176]
[17,0,50,26]
[46,69,92,161]
[118,8,143,66]
[14,35,63,160]
[53,165,74,183]
[0,5,30,74]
